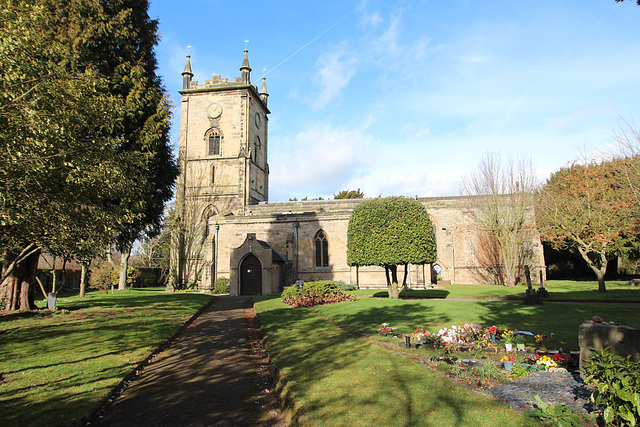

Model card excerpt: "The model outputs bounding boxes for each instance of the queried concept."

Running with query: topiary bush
[282,281,356,307]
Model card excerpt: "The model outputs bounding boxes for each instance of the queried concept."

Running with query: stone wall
[199,196,546,291]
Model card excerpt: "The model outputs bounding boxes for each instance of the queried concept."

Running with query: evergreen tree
[0,0,176,310]
[347,197,436,298]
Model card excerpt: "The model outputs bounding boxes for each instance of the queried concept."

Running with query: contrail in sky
[263,7,357,77]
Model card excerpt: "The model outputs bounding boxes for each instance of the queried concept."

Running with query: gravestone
[523,266,542,305]
[579,321,640,376]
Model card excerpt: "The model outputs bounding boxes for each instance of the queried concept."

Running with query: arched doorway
[240,254,262,295]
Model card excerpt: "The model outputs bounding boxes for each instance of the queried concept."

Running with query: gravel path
[488,370,596,413]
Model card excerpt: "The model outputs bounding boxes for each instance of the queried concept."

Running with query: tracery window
[314,230,329,268]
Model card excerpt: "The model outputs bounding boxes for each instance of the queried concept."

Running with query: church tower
[176,50,270,217]
[174,51,270,287]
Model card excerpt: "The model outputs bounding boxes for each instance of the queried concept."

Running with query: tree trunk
[0,249,40,311]
[118,244,131,291]
[386,265,401,299]
[384,266,391,287]
[51,255,58,293]
[596,271,607,293]
[577,246,608,293]
[401,263,409,290]
[500,239,517,288]
[79,261,90,298]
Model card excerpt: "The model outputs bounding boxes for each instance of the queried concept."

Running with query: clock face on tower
[207,103,222,119]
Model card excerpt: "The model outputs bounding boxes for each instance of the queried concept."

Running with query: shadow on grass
[471,300,640,349]
[256,299,535,426]
[371,289,451,299]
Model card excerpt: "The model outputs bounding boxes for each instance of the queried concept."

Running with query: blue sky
[148,0,640,202]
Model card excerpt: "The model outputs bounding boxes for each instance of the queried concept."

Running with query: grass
[0,288,214,427]
[350,279,640,302]
[256,281,640,424]
[315,296,640,350]
[255,296,543,427]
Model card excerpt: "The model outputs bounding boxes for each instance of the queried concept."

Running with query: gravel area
[488,370,597,413]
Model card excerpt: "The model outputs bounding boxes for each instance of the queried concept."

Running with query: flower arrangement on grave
[501,355,515,363]
[502,329,515,343]
[459,323,482,343]
[535,355,558,369]
[379,323,396,336]
[437,326,462,344]
[411,328,431,343]
[551,353,573,367]
[441,342,455,355]
[535,334,547,350]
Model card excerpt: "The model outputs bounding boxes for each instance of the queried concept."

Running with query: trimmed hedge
[282,281,357,307]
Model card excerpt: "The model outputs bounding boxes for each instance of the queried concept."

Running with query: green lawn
[0,288,214,427]
[255,296,543,427]
[314,297,640,350]
[350,279,640,302]
[255,282,640,425]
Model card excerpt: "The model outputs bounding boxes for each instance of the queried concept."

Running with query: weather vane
[244,39,250,49]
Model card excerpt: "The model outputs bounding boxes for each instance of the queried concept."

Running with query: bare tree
[168,167,212,290]
[460,153,538,287]
[611,117,640,205]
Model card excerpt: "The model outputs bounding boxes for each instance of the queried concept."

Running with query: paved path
[95,296,279,427]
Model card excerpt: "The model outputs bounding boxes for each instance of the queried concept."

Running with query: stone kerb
[578,322,640,375]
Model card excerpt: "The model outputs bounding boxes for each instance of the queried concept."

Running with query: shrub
[509,363,529,380]
[282,281,357,307]
[212,277,229,294]
[89,262,119,291]
[526,395,582,426]
[584,347,640,426]
[335,280,357,291]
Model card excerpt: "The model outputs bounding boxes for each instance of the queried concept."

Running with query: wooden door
[240,255,262,295]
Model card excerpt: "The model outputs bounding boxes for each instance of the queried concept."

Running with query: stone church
[174,51,545,295]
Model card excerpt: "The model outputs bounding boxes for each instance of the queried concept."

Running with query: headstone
[537,269,549,298]
[579,321,640,377]
[523,266,542,305]
[295,280,304,289]
[47,292,57,309]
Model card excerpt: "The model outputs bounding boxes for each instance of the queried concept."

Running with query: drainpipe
[214,222,220,285]
[294,221,299,282]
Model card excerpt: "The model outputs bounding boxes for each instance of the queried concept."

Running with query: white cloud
[309,45,358,109]
[270,124,374,200]
[359,11,383,29]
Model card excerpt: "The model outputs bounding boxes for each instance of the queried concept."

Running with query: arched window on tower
[207,128,221,156]
[314,230,329,268]
[202,205,218,240]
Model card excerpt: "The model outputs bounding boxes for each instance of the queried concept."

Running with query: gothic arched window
[314,230,329,268]
[207,128,221,156]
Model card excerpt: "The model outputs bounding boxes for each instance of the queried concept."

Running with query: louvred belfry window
[208,129,221,155]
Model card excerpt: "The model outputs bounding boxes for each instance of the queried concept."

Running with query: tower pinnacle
[182,55,194,90]
[240,49,251,84]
